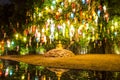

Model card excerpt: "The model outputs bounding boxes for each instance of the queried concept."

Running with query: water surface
[0,60,120,80]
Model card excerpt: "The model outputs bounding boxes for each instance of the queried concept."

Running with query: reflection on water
[0,60,120,80]
[48,68,69,80]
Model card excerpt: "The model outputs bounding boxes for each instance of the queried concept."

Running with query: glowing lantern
[68,0,72,2]
[21,75,25,80]
[114,22,118,27]
[72,2,76,8]
[35,76,39,80]
[9,70,13,76]
[103,5,107,12]
[86,0,90,4]
[95,16,98,25]
[61,2,64,6]
[5,68,9,77]
[58,8,62,13]
[51,6,55,10]
[15,33,19,39]
[97,10,101,17]
[24,29,29,36]
[52,0,56,5]
[55,32,59,40]
[32,25,36,33]
[7,40,10,48]
[82,0,86,4]
[47,18,51,24]
[33,13,36,19]
[114,32,117,36]
[70,25,75,40]
[67,20,70,25]
[70,12,74,19]
[50,23,55,33]
[0,61,3,69]
[78,25,83,35]
[56,12,60,19]
[11,41,14,45]
[62,23,66,37]
[0,44,1,48]
[38,13,42,17]
[49,35,54,44]
[104,13,109,22]
[0,70,2,76]
[45,6,50,12]
[23,37,27,42]
[98,5,103,11]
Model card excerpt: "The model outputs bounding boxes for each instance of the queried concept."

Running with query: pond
[0,60,120,80]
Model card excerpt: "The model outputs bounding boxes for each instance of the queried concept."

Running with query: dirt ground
[0,54,120,71]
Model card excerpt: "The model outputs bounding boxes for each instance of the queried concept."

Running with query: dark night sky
[0,0,11,6]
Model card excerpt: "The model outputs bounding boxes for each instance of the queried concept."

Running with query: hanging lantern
[103,5,107,12]
[95,16,98,25]
[98,5,103,11]
[32,25,36,33]
[50,23,55,33]
[86,0,90,4]
[55,12,60,19]
[55,32,59,40]
[58,8,62,13]
[49,34,54,44]
[52,0,56,5]
[24,29,29,36]
[80,9,83,18]
[41,34,44,43]
[0,70,2,76]
[72,8,76,12]
[95,33,99,39]
[68,0,72,3]
[114,32,117,36]
[107,29,110,34]
[78,29,82,35]
[70,25,75,39]
[61,2,64,6]
[82,0,86,4]
[97,10,101,17]
[62,23,66,37]
[70,12,74,19]
[65,13,69,19]
[72,2,76,9]
[64,0,68,8]
[104,12,109,22]
[57,25,62,31]
[7,40,10,48]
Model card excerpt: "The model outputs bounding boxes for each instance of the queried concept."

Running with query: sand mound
[44,49,75,57]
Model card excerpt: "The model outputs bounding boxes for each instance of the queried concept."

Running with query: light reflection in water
[0,60,120,80]
[47,68,69,80]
